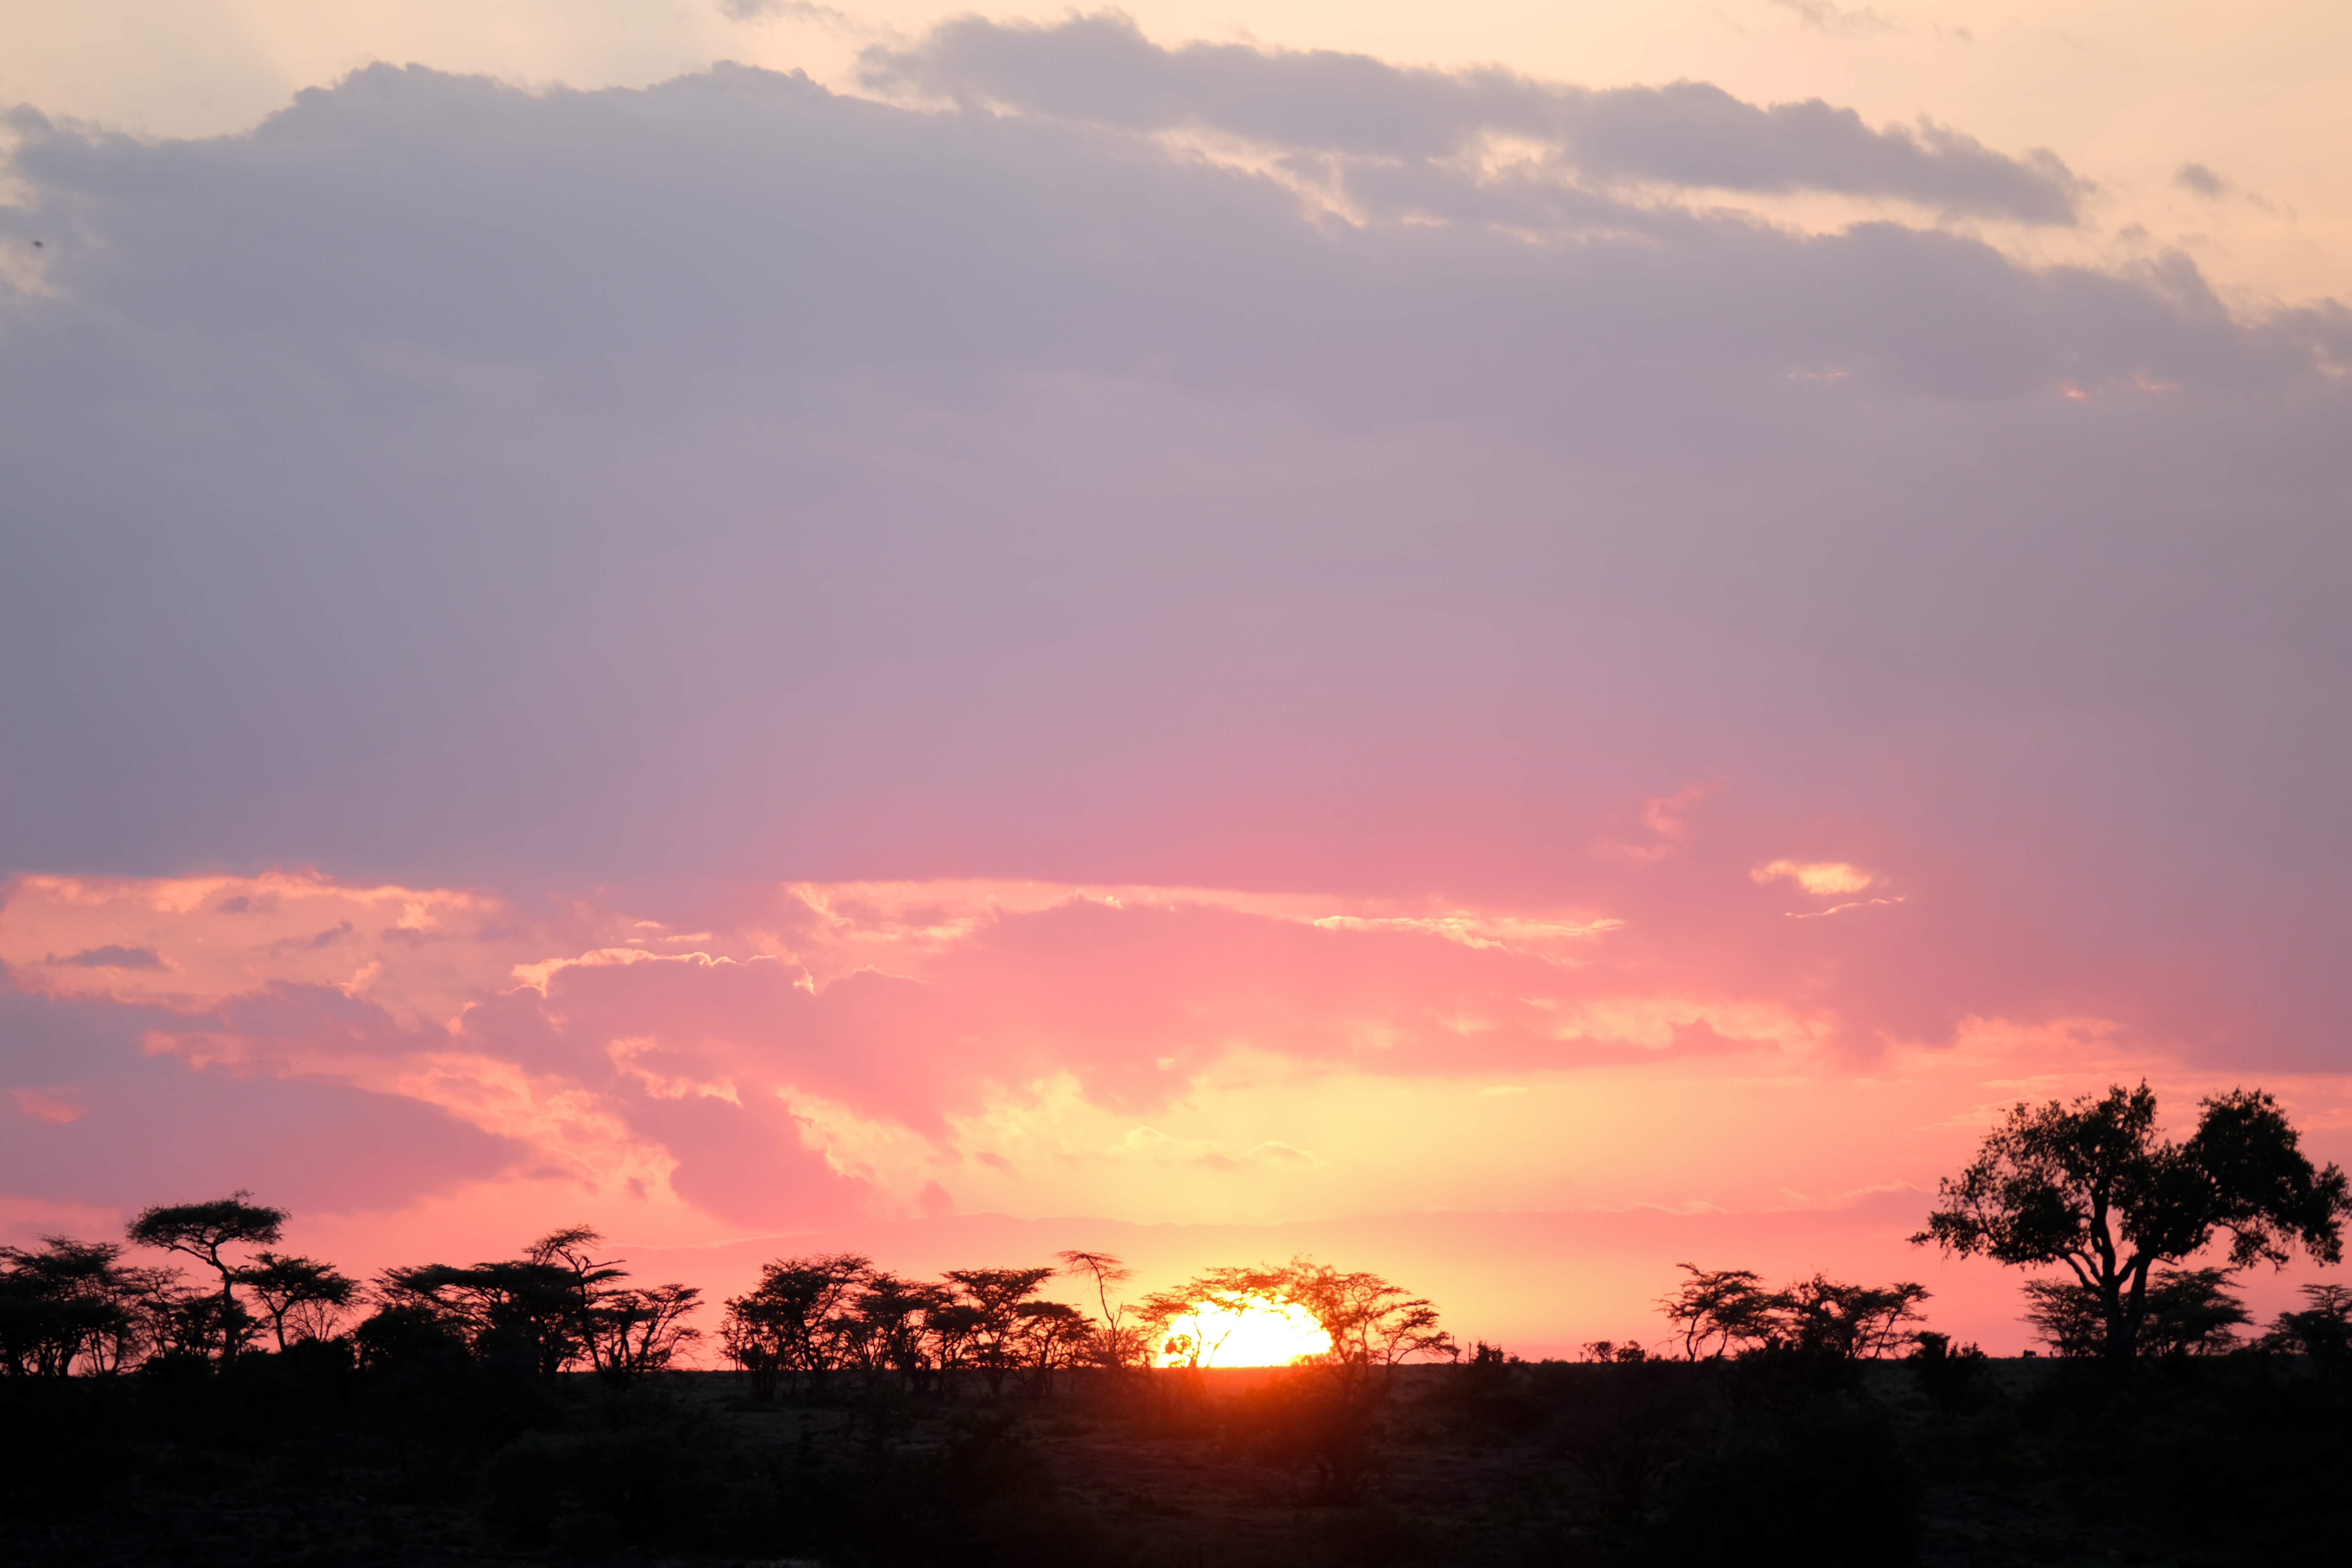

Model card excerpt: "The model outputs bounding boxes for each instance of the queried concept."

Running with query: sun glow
[1157,1295,1334,1368]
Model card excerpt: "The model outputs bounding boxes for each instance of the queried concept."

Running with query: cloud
[0,53,2345,1064]
[0,871,611,1025]
[859,12,2082,223]
[0,26,2350,1279]
[7,868,2349,1260]
[12,1086,85,1123]
[716,0,848,22]
[1768,0,1904,38]
[2174,161,2231,199]
[50,944,165,969]
[0,983,523,1214]
[1752,860,1876,896]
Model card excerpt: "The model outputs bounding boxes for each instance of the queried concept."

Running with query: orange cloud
[1751,859,1877,896]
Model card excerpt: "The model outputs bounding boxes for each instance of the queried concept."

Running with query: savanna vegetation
[4,1082,2350,1566]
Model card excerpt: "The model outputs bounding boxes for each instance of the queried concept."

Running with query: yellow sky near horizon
[2,1,2347,307]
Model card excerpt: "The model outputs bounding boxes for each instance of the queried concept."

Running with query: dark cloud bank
[4,17,2352,1067]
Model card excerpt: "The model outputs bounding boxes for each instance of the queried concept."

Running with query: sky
[4,2,2351,1356]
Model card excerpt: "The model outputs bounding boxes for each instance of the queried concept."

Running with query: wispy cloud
[1768,0,1904,38]
[862,13,2081,223]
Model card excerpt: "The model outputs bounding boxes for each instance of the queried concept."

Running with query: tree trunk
[2103,1261,2150,1363]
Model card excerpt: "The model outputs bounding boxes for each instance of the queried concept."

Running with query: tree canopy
[125,1192,287,1359]
[1914,1083,2350,1361]
[1655,1265,1928,1359]
[235,1254,359,1353]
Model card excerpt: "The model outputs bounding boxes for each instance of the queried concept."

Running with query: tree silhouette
[0,1236,145,1376]
[1138,1264,1287,1368]
[1279,1259,1455,1375]
[926,1298,987,1382]
[2022,1265,2250,1357]
[1657,1265,1774,1358]
[2261,1282,2352,1363]
[1655,1265,1924,1359]
[1058,1250,1149,1371]
[1771,1274,1931,1359]
[1011,1300,1093,1392]
[851,1270,953,1391]
[720,1253,871,1399]
[1138,1258,1453,1376]
[586,1283,704,1384]
[380,1226,633,1380]
[1915,1083,2350,1361]
[125,1192,286,1361]
[236,1253,359,1352]
[943,1267,1056,1396]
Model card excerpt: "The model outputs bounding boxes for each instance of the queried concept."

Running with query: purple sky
[4,9,2349,1352]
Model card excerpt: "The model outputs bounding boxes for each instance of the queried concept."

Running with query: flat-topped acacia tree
[236,1252,360,1352]
[126,1191,287,1360]
[1915,1083,2350,1362]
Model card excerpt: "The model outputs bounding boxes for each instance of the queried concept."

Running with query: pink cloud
[12,1085,85,1123]
[7,865,2347,1354]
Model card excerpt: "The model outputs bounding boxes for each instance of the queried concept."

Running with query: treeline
[0,1196,707,1385]
[0,1201,1474,1564]
[720,1254,1091,1401]
[721,1252,1454,1398]
[5,1176,2352,1564]
[0,1199,1461,1397]
[1569,1262,2352,1370]
[7,1080,2351,1386]
[1584,1079,2352,1368]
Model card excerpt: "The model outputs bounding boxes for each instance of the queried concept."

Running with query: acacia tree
[1772,1274,1931,1359]
[586,1282,704,1384]
[236,1253,359,1352]
[380,1225,630,1379]
[1012,1300,1094,1392]
[2261,1283,2352,1363]
[1280,1259,1455,1376]
[1657,1265,1774,1359]
[720,1253,872,1399]
[1915,1083,2350,1362]
[126,1191,286,1360]
[1059,1249,1151,1371]
[1139,1258,1454,1379]
[1138,1264,1289,1368]
[1655,1265,1926,1359]
[944,1266,1056,1396]
[852,1271,954,1392]
[0,1236,155,1376]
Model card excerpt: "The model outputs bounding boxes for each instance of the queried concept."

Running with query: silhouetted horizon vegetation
[5,1080,2350,1565]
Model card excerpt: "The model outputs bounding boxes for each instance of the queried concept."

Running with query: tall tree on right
[1915,1083,2350,1362]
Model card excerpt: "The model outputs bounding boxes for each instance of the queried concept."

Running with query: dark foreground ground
[6,1350,2349,1567]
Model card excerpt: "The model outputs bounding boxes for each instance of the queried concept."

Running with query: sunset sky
[5,2,2351,1355]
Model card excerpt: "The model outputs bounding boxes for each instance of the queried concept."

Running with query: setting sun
[1156,1295,1334,1368]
